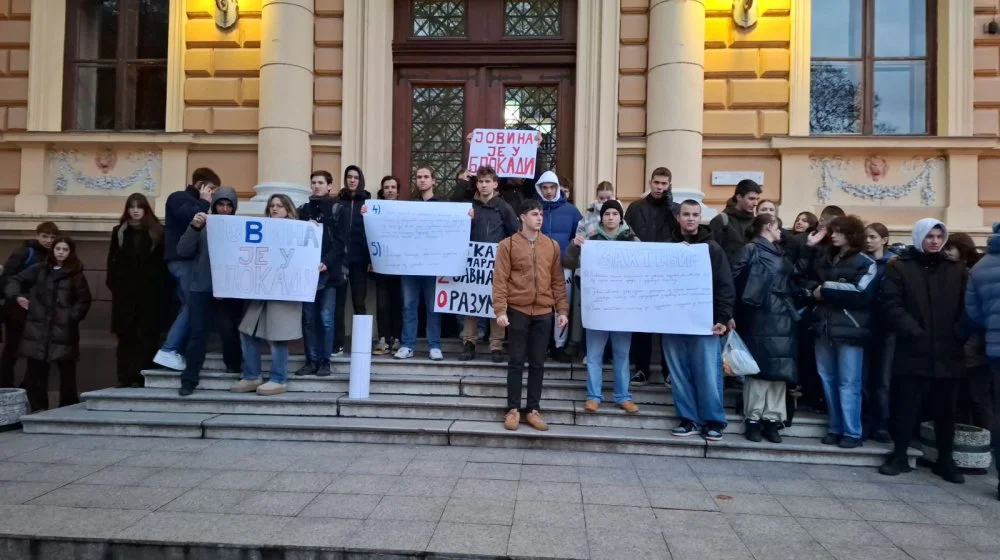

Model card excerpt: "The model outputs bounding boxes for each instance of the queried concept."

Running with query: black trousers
[116,333,159,386]
[989,364,1000,468]
[181,292,242,389]
[334,264,369,350]
[958,364,993,429]
[864,333,895,434]
[25,358,78,411]
[0,318,25,388]
[797,325,823,410]
[631,332,652,373]
[506,309,552,412]
[375,273,402,342]
[890,376,958,463]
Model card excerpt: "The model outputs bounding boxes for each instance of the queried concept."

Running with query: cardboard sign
[581,241,714,335]
[466,128,541,179]
[434,242,497,318]
[362,200,472,276]
[207,215,322,302]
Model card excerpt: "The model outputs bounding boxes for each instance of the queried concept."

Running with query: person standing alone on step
[333,165,371,357]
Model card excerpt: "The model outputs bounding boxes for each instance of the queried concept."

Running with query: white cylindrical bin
[349,315,374,399]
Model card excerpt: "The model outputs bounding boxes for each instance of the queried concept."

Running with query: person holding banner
[535,171,581,363]
[373,176,403,355]
[175,187,243,397]
[458,166,519,362]
[494,199,569,431]
[564,199,640,414]
[665,200,736,441]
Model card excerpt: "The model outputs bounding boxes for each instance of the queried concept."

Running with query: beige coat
[238,300,303,342]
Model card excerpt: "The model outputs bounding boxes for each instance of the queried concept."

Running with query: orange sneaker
[619,401,639,414]
[584,399,600,413]
[504,408,520,430]
[525,410,549,431]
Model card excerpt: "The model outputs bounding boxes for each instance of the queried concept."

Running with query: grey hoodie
[177,186,238,293]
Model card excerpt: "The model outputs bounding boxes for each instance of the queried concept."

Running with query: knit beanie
[600,199,624,219]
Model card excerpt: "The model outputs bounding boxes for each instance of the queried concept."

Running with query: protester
[333,165,371,356]
[569,181,618,360]
[756,199,777,216]
[229,195,304,396]
[5,236,91,411]
[879,219,967,483]
[0,221,58,389]
[665,200,735,441]
[792,212,819,234]
[498,177,526,211]
[460,166,519,363]
[175,187,242,396]
[862,222,897,443]
[534,170,581,362]
[106,194,166,388]
[154,168,220,372]
[450,169,475,202]
[710,179,762,261]
[624,167,680,385]
[946,233,991,431]
[373,176,403,355]
[965,222,1000,500]
[494,199,568,431]
[565,199,640,414]
[799,215,876,448]
[296,170,348,376]
[731,214,797,443]
[576,181,616,238]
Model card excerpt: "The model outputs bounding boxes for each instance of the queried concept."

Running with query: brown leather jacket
[493,231,568,318]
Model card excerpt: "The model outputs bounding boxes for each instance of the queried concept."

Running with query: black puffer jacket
[797,247,878,345]
[709,199,755,262]
[470,193,520,244]
[678,225,735,326]
[882,247,967,379]
[6,262,92,362]
[731,238,798,384]
[106,224,167,337]
[623,193,679,243]
[338,180,371,266]
[1,240,48,323]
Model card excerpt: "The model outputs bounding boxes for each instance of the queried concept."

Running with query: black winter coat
[796,247,878,345]
[6,263,92,362]
[623,194,679,243]
[106,224,167,337]
[679,225,735,325]
[882,247,968,379]
[1,240,48,323]
[297,196,349,288]
[338,187,372,266]
[470,194,520,244]
[731,238,798,383]
[708,200,755,262]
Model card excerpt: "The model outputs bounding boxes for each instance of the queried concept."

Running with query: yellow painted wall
[975,1,1000,135]
[314,0,344,135]
[0,0,29,131]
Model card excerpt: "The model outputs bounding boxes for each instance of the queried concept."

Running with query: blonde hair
[266,194,298,219]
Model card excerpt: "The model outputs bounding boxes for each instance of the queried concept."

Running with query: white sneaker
[154,349,186,371]
[394,347,414,359]
[230,379,263,393]
[256,381,287,396]
[429,348,444,361]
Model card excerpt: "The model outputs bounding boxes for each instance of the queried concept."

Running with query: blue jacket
[966,229,1000,357]
[164,186,210,262]
[535,188,581,260]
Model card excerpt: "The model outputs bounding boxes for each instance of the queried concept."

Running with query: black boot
[762,420,782,444]
[459,342,476,361]
[932,456,965,484]
[878,454,912,476]
[745,420,762,442]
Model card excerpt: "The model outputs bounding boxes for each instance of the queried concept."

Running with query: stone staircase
[20,348,917,467]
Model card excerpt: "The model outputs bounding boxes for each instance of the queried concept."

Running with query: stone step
[338,393,576,425]
[456,376,739,407]
[82,388,343,416]
[573,403,828,438]
[19,404,212,438]
[202,415,452,445]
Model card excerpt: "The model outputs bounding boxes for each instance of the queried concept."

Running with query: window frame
[62,0,169,131]
[810,0,937,136]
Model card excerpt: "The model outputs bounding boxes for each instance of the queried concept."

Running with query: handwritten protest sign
[207,215,322,302]
[581,241,714,335]
[434,242,497,318]
[363,200,472,276]
[466,128,541,179]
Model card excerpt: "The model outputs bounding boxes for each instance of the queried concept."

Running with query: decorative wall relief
[48,149,161,195]
[810,156,944,206]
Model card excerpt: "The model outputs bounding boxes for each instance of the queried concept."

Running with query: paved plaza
[0,430,998,559]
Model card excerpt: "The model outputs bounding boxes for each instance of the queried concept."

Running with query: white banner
[207,215,322,302]
[581,241,714,335]
[466,128,541,179]
[434,242,497,318]
[363,200,472,276]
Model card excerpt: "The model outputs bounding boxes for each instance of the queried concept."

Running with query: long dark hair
[46,236,83,274]
[120,193,163,246]
[866,222,890,252]
[794,211,818,233]
[946,232,982,268]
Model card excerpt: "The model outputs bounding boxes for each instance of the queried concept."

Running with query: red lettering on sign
[436,290,448,309]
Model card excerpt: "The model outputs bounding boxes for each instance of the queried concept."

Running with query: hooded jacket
[730,237,798,384]
[5,258,92,362]
[967,222,1000,358]
[709,198,756,262]
[562,223,639,270]
[338,165,371,266]
[470,192,520,244]
[164,186,211,262]
[623,191,679,243]
[176,187,238,294]
[535,171,582,259]
[677,224,735,326]
[297,194,349,289]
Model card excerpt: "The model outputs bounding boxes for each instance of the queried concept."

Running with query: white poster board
[362,200,472,276]
[466,128,541,179]
[207,215,322,302]
[434,242,497,318]
[580,241,714,335]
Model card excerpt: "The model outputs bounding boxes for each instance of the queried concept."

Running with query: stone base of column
[242,181,312,215]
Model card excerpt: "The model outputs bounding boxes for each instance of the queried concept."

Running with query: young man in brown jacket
[494,199,569,431]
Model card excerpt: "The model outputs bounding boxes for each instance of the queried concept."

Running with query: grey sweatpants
[744,377,787,423]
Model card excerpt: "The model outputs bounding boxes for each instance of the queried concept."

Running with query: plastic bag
[722,331,760,377]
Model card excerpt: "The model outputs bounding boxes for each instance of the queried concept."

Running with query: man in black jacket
[460,166,520,363]
[333,165,372,356]
[709,179,761,262]
[664,200,736,441]
[624,166,680,385]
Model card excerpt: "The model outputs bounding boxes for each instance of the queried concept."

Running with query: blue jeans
[585,329,632,403]
[302,285,336,363]
[662,334,727,429]
[240,333,289,384]
[401,275,441,350]
[163,260,193,352]
[814,337,864,439]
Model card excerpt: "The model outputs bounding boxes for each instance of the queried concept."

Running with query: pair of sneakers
[671,421,723,441]
[394,347,444,361]
[504,409,547,431]
[230,379,286,396]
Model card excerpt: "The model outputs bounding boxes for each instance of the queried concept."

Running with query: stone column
[645,0,711,216]
[250,0,315,212]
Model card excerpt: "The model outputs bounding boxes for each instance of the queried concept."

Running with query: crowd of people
[0,164,998,499]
